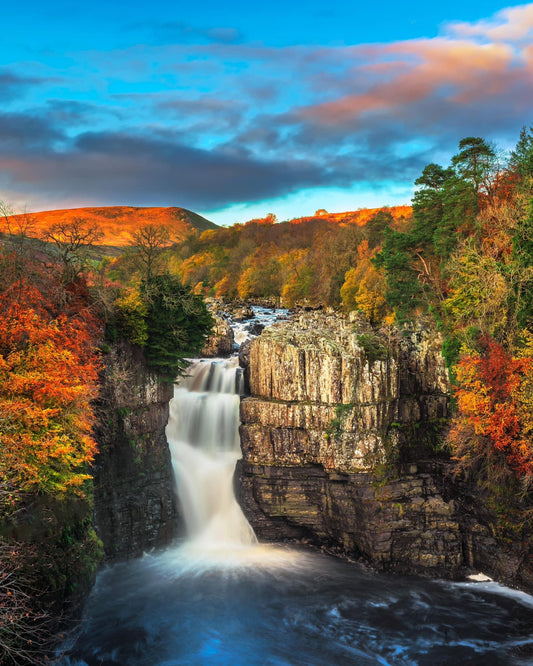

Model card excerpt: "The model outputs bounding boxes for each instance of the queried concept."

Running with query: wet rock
[202,315,234,357]
[247,321,265,336]
[232,306,254,321]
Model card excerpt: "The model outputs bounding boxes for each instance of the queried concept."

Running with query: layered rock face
[93,342,179,560]
[238,312,463,575]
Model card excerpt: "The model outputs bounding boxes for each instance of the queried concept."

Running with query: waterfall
[166,356,257,548]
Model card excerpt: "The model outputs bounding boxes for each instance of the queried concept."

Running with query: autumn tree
[0,203,40,286]
[341,241,389,324]
[0,263,104,662]
[129,224,173,280]
[42,217,103,284]
[279,249,313,306]
[0,281,101,496]
[444,239,511,341]
[237,246,282,300]
[449,336,533,486]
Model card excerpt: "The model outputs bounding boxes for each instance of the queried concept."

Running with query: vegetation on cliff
[374,130,533,548]
[0,214,213,662]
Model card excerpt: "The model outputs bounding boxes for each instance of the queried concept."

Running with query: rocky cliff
[93,342,180,560]
[238,312,531,587]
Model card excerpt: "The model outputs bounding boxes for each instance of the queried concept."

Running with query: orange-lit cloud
[446,3,533,42]
[299,36,523,126]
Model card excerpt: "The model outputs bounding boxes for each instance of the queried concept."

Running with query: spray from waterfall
[166,357,257,548]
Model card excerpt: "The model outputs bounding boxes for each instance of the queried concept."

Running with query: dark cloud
[0,129,340,210]
[0,112,64,150]
[44,99,121,125]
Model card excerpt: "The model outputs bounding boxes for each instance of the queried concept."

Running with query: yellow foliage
[340,243,389,324]
[115,287,148,345]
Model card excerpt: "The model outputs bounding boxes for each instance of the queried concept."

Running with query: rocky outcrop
[242,312,449,473]
[202,314,234,357]
[447,474,533,591]
[93,342,179,560]
[237,461,462,574]
[238,312,463,576]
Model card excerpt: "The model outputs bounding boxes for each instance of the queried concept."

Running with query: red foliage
[451,336,533,478]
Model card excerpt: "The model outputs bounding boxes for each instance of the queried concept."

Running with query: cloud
[0,129,338,210]
[297,38,521,125]
[281,23,532,163]
[446,3,533,42]
[0,112,64,150]
[3,4,533,214]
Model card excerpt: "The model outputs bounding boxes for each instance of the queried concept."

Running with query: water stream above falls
[59,307,533,665]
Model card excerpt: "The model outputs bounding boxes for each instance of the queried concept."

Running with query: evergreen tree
[373,227,425,322]
[142,274,213,380]
[451,136,497,201]
[509,125,533,187]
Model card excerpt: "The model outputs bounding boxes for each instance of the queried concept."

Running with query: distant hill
[290,205,412,226]
[4,206,218,247]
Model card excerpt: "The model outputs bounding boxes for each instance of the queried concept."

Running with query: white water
[166,357,257,551]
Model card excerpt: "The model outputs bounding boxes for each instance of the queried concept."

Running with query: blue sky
[1,1,532,225]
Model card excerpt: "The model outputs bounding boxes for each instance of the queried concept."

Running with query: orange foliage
[290,205,412,227]
[340,241,389,323]
[0,280,101,496]
[450,337,533,478]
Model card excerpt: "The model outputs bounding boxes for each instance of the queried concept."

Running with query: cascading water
[166,357,257,549]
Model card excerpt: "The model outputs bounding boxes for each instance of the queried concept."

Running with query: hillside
[291,205,412,225]
[4,206,217,247]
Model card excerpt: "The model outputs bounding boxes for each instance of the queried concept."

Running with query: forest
[1,124,532,661]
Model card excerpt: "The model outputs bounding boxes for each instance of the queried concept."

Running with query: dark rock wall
[237,461,462,575]
[93,342,180,560]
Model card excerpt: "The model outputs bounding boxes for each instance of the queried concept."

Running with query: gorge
[58,307,533,665]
